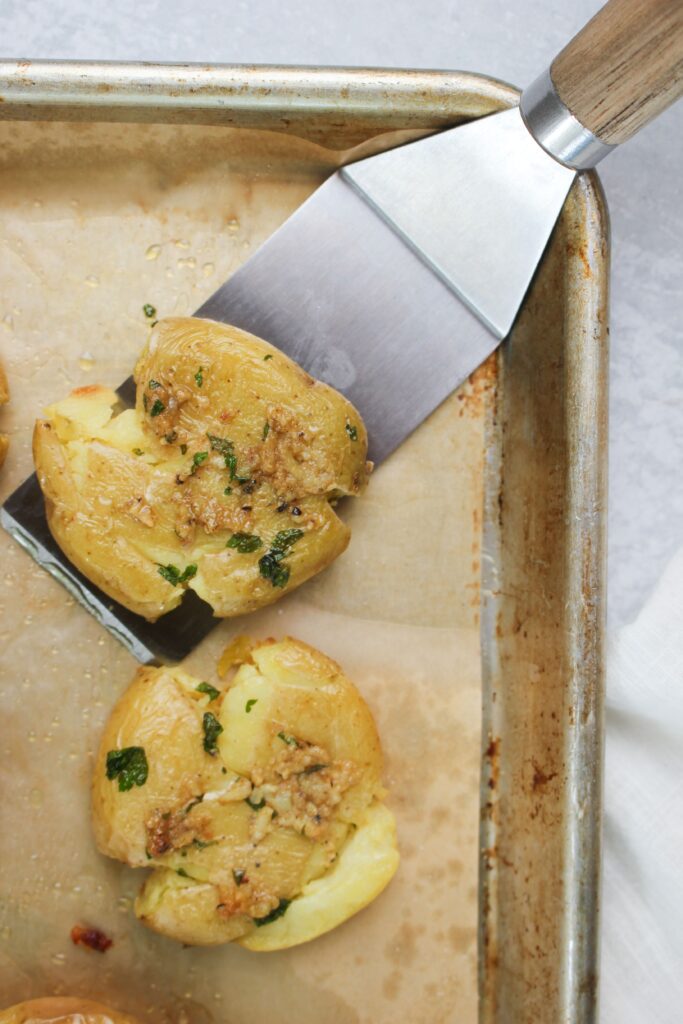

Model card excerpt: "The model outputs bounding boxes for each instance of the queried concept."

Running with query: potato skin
[33,317,369,620]
[0,997,140,1023]
[92,637,398,949]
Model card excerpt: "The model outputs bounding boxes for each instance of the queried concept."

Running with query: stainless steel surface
[0,59,517,148]
[521,68,616,169]
[0,63,608,1024]
[480,170,608,1024]
[344,105,575,338]
[0,506,154,664]
[198,172,496,464]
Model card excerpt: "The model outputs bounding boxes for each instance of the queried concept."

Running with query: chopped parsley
[258,529,305,589]
[273,529,304,551]
[150,398,165,417]
[277,731,299,747]
[207,433,234,459]
[302,763,327,774]
[245,698,258,714]
[233,868,246,885]
[207,434,238,478]
[184,794,204,813]
[258,552,290,588]
[143,303,156,318]
[194,367,204,388]
[224,486,233,495]
[254,899,291,927]
[262,422,270,440]
[345,422,358,441]
[142,394,149,412]
[191,451,209,473]
[196,682,220,702]
[149,379,161,390]
[105,747,148,792]
[202,711,223,756]
[206,434,253,484]
[190,837,219,851]
[132,448,144,456]
[226,532,262,554]
[157,563,197,586]
[245,795,266,811]
[177,868,190,878]
[263,353,273,361]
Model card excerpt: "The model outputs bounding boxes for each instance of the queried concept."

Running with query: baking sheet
[0,117,493,1022]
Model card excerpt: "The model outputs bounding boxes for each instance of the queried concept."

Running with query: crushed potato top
[92,637,398,949]
[34,317,370,620]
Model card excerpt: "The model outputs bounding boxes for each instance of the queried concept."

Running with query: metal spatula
[3,0,682,662]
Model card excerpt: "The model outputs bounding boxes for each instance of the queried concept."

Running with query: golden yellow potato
[33,317,369,620]
[92,637,398,949]
[0,997,140,1024]
[0,360,9,469]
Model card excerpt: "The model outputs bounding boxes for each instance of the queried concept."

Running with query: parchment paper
[0,120,493,1023]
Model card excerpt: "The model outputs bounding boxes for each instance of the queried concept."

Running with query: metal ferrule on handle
[520,68,616,171]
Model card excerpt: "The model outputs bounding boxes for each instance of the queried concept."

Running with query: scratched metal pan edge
[480,169,608,1024]
[0,62,607,1024]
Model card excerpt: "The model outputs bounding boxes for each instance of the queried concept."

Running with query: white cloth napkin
[601,546,683,1022]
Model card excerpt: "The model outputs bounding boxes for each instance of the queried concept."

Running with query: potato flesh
[33,317,369,620]
[219,642,384,825]
[92,638,398,949]
[240,803,399,951]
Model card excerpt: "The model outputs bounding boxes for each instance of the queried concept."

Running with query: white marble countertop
[2,0,681,626]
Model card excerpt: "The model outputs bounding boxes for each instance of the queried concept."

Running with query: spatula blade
[197,172,497,465]
[343,105,576,340]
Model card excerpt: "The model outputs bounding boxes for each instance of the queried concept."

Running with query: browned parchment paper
[0,120,493,1023]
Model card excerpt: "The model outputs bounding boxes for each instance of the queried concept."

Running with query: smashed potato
[33,317,369,620]
[0,360,8,468]
[0,997,140,1024]
[92,637,398,949]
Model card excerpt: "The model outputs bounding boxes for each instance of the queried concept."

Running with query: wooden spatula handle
[551,0,683,146]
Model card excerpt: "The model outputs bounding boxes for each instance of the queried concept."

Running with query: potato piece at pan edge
[33,316,369,621]
[0,997,141,1024]
[92,636,399,949]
